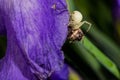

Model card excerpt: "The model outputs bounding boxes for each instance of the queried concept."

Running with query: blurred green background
[0,0,120,80]
[63,0,120,80]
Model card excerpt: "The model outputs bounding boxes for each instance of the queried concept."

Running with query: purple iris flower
[116,0,120,18]
[112,0,120,20]
[0,0,69,80]
[49,64,69,80]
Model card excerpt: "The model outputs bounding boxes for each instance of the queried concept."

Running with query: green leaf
[82,37,120,79]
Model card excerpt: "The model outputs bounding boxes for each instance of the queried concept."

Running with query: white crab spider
[69,11,91,31]
[67,11,91,42]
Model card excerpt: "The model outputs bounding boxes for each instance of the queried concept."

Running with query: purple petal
[0,0,69,80]
[112,0,120,20]
[0,12,6,35]
[49,64,69,80]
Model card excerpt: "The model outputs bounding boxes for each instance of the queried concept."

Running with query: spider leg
[81,21,91,32]
[81,36,85,44]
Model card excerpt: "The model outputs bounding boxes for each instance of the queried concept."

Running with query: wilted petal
[0,0,69,80]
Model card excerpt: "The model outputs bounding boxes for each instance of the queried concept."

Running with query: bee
[67,11,91,42]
